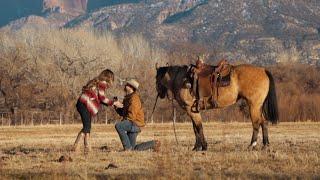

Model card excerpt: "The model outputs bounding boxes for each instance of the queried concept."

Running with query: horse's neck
[167,70,192,101]
[166,69,181,88]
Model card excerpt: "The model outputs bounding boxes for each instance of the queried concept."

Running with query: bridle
[151,66,179,145]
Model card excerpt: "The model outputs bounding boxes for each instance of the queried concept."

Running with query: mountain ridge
[1,0,320,65]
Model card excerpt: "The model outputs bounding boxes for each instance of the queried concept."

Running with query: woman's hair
[82,69,114,92]
[98,69,114,83]
[82,79,99,92]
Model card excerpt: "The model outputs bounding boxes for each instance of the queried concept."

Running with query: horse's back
[233,64,267,81]
[233,64,265,72]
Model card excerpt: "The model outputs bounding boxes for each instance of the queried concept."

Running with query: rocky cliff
[65,0,320,65]
[43,0,87,16]
[1,0,88,30]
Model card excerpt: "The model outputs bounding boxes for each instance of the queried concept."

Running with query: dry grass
[0,122,319,179]
[1,27,320,124]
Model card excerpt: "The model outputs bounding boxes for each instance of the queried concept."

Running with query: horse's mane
[156,66,169,78]
[156,65,190,98]
[157,65,189,76]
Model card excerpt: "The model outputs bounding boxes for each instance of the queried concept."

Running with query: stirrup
[191,100,200,113]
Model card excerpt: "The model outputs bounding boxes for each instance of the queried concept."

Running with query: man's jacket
[116,92,145,127]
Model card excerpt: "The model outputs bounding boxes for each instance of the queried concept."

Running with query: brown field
[0,122,319,179]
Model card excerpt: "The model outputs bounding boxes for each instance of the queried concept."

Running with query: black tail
[263,70,279,124]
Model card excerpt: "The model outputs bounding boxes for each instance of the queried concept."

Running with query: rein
[149,93,159,122]
[154,66,180,145]
[171,98,179,145]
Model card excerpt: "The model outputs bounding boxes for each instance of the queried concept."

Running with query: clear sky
[0,0,43,27]
[0,0,143,28]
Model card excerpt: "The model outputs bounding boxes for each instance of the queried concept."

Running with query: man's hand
[113,101,124,108]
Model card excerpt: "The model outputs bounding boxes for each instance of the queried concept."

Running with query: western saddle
[190,59,232,112]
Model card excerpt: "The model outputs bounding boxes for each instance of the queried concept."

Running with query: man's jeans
[115,120,155,151]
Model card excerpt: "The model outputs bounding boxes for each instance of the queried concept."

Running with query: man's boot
[72,131,84,153]
[153,140,161,152]
[84,133,91,154]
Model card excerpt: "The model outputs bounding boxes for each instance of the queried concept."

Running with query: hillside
[66,0,320,65]
[1,0,320,65]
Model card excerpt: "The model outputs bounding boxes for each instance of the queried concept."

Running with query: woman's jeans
[115,120,155,151]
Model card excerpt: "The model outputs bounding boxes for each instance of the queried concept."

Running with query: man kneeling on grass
[113,79,160,151]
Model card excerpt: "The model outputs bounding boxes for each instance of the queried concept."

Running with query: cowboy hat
[126,79,139,90]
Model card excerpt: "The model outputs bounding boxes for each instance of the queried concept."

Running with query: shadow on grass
[3,146,51,155]
[1,171,156,180]
[2,171,319,179]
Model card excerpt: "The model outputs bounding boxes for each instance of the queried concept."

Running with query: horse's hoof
[247,146,257,151]
[247,141,257,151]
[261,144,270,151]
[192,146,202,151]
[202,145,208,151]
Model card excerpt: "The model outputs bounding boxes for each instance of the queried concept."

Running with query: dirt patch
[105,163,118,169]
[99,145,110,152]
[57,155,73,162]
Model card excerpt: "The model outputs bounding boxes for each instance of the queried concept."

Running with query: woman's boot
[72,131,84,152]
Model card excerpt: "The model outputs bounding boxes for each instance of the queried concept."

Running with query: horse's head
[155,66,169,99]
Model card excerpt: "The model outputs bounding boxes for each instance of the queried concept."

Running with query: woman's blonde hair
[82,69,114,92]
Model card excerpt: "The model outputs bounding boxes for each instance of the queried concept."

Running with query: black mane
[156,65,190,99]
[156,65,189,79]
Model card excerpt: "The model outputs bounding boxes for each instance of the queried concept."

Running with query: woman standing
[73,69,115,154]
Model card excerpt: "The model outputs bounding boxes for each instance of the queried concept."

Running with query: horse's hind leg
[187,108,207,151]
[248,104,263,149]
[262,121,270,147]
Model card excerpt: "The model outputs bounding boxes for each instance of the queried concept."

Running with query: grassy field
[0,122,319,179]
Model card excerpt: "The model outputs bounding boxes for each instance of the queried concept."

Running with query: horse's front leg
[191,120,202,151]
[187,108,207,151]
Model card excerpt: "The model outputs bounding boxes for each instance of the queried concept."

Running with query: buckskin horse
[155,64,278,151]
